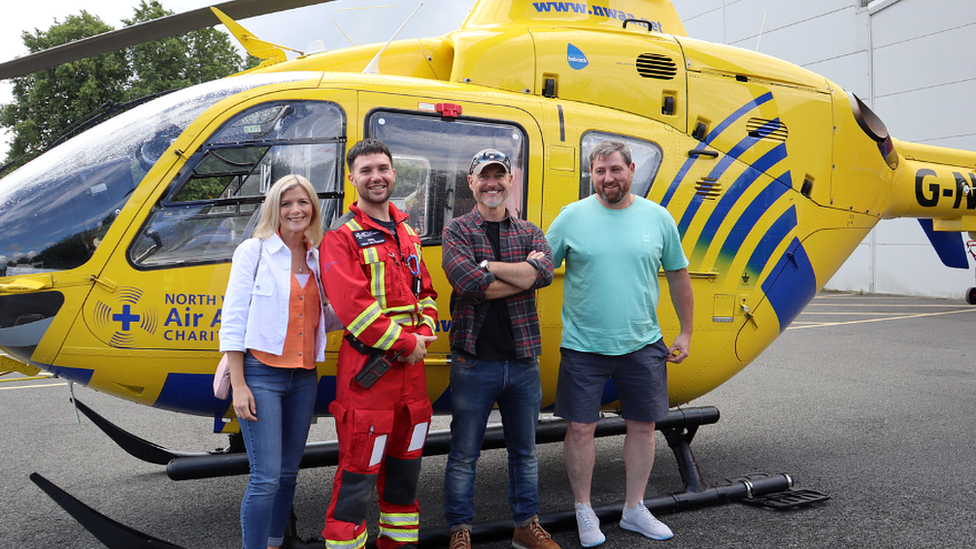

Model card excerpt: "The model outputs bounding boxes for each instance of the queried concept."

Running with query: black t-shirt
[370,215,400,247]
[474,220,517,360]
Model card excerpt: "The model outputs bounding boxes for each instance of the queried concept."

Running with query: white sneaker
[575,502,606,547]
[620,501,673,540]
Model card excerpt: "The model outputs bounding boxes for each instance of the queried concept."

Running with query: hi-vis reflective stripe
[373,322,401,350]
[378,511,419,542]
[348,302,382,337]
[368,260,387,309]
[326,530,367,549]
[420,296,437,331]
[388,312,416,325]
[378,528,419,543]
[380,512,419,526]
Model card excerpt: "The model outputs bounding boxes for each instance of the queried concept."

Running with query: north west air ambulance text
[532,2,664,31]
[163,293,221,342]
[161,293,456,343]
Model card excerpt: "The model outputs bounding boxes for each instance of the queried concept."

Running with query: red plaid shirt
[441,207,554,358]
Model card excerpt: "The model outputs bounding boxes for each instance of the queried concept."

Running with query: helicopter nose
[0,291,64,363]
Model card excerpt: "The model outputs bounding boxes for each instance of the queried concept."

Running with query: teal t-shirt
[546,195,689,355]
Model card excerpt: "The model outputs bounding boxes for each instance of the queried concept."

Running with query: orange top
[252,274,321,369]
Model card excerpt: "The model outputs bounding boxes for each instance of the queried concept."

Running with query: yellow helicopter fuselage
[1,0,974,428]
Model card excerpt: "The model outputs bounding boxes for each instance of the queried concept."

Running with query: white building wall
[670,0,976,299]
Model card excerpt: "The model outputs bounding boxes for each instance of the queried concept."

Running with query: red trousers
[322,341,432,549]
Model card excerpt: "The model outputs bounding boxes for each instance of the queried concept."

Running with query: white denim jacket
[219,233,342,360]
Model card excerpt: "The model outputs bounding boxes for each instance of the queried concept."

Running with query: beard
[476,188,508,209]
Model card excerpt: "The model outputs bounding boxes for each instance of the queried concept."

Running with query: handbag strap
[247,238,263,311]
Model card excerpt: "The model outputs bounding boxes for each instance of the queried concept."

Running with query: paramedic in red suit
[320,138,438,549]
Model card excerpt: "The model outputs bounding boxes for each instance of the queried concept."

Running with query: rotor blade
[0,0,338,81]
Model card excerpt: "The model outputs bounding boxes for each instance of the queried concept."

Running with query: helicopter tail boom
[885,140,976,228]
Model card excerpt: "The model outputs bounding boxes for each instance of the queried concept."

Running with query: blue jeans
[444,354,542,528]
[239,353,318,549]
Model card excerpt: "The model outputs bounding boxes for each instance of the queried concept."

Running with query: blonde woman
[219,174,340,549]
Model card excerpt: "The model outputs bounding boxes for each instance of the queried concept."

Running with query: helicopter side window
[367,111,527,244]
[129,101,346,269]
[579,131,663,200]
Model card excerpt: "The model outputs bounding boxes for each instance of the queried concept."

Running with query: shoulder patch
[330,211,356,231]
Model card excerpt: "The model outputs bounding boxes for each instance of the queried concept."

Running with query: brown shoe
[450,527,471,549]
[513,518,561,549]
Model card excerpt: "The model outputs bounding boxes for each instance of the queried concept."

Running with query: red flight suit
[320,201,437,549]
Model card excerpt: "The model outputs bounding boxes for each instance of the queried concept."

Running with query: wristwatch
[478,259,490,271]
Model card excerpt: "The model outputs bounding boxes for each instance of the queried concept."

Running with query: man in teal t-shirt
[546,140,694,547]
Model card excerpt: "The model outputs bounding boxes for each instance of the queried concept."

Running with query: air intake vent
[636,53,677,80]
[747,118,789,141]
[695,177,721,200]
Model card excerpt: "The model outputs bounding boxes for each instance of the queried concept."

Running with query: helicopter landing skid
[73,395,721,487]
[30,470,802,549]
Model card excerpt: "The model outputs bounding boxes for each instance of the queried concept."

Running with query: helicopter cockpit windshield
[0,72,317,277]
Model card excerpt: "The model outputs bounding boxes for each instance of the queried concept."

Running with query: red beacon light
[436,103,462,118]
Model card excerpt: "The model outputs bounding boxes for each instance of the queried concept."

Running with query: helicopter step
[741,488,832,510]
[72,396,720,487]
[29,470,800,549]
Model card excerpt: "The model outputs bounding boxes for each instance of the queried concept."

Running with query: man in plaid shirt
[441,149,558,549]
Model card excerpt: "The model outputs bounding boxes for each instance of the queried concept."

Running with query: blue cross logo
[112,304,141,332]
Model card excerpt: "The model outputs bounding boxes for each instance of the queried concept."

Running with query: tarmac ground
[2,292,975,548]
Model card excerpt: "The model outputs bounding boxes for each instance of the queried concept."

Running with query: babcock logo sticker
[567,44,589,70]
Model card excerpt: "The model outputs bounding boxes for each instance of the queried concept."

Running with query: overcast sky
[0,0,476,148]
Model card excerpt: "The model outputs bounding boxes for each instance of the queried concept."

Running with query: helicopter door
[77,98,349,364]
[358,94,543,397]
[358,95,542,244]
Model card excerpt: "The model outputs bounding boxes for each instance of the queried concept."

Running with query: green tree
[124,0,255,100]
[0,11,129,169]
[0,0,256,172]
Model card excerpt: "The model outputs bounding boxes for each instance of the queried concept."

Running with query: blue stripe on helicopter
[46,365,95,385]
[761,237,818,332]
[660,92,774,208]
[746,206,797,276]
[153,373,338,417]
[685,142,789,241]
[718,173,792,262]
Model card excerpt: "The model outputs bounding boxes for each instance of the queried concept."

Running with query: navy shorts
[554,339,670,424]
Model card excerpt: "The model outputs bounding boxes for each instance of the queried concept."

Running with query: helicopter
[2,0,976,542]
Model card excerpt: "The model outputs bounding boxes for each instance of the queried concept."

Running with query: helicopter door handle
[741,303,759,328]
[688,149,718,158]
[90,275,118,292]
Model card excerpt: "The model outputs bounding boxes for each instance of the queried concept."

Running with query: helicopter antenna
[756,11,767,51]
[333,5,397,46]
[362,3,424,75]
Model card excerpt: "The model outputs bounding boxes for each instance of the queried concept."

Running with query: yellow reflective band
[421,315,436,332]
[346,219,363,231]
[377,528,419,543]
[387,313,415,325]
[369,261,387,309]
[362,245,380,264]
[325,530,367,549]
[419,297,436,310]
[384,304,418,314]
[374,322,401,350]
[348,303,381,337]
[379,512,419,526]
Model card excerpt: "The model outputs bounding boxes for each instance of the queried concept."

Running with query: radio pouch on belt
[354,349,403,389]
